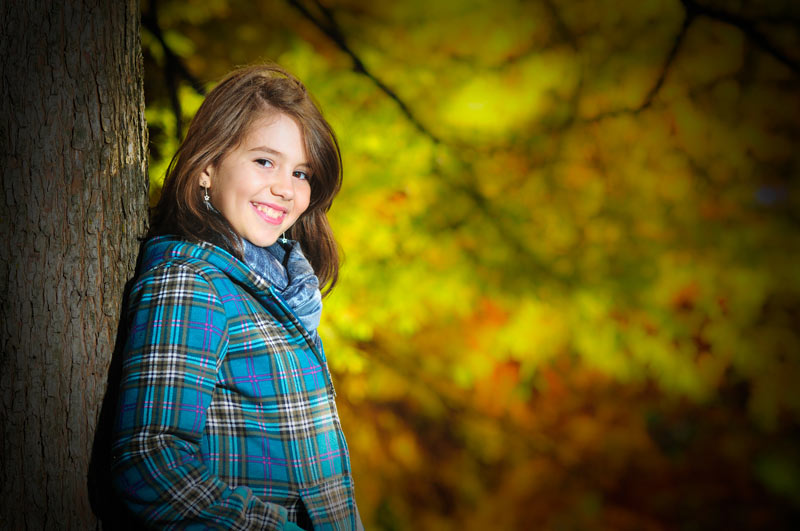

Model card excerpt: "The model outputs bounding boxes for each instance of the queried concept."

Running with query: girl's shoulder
[131,237,237,293]
[140,235,235,268]
[134,235,270,301]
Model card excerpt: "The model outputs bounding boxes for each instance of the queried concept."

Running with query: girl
[111,65,363,531]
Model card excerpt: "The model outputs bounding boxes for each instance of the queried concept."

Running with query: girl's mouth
[251,202,286,225]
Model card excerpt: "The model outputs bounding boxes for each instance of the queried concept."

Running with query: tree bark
[0,1,148,528]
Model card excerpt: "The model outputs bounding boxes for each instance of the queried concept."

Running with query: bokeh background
[140,0,800,528]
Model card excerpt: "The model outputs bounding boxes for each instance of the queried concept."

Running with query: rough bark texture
[0,0,148,528]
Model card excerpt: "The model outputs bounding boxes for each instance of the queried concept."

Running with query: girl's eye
[255,158,274,168]
[293,170,309,181]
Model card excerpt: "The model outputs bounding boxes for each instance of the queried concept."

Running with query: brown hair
[149,64,342,294]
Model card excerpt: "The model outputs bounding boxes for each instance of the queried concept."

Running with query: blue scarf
[241,238,323,344]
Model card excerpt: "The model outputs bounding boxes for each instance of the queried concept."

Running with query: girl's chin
[242,232,280,247]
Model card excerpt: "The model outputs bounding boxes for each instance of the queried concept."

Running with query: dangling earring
[279,232,288,244]
[203,185,211,210]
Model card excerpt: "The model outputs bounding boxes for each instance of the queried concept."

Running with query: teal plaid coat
[111,237,359,530]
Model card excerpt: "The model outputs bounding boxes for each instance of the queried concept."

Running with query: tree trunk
[0,0,148,528]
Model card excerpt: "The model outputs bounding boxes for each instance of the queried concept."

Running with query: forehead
[243,112,301,141]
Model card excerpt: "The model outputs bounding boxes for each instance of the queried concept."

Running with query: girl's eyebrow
[248,146,310,168]
[248,146,282,156]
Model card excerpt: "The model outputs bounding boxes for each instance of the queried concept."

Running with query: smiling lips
[251,202,286,225]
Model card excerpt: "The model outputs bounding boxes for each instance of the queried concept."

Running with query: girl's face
[203,113,311,247]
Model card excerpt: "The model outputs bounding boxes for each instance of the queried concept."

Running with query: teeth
[254,203,283,218]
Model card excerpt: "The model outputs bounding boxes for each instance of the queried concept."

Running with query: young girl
[111,65,363,531]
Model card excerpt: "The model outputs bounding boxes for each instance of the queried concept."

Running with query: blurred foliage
[141,0,800,528]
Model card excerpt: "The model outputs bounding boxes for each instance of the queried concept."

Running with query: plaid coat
[111,237,359,530]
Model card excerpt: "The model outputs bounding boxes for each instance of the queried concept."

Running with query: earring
[279,232,288,244]
[203,185,211,210]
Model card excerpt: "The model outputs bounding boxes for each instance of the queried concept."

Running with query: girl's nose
[270,170,295,200]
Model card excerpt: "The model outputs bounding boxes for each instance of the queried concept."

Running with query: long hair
[149,64,343,294]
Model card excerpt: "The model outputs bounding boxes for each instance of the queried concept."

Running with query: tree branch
[640,10,694,111]
[286,0,441,144]
[582,11,694,123]
[540,0,579,51]
[582,0,799,124]
[681,0,800,76]
[141,0,207,139]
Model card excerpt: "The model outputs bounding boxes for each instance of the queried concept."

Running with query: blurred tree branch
[582,0,799,124]
[583,10,694,123]
[540,0,579,50]
[142,0,207,140]
[286,0,441,143]
[681,0,800,76]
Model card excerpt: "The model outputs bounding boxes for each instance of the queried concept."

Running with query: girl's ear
[199,168,212,189]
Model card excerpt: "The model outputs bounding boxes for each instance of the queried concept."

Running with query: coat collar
[141,235,273,302]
